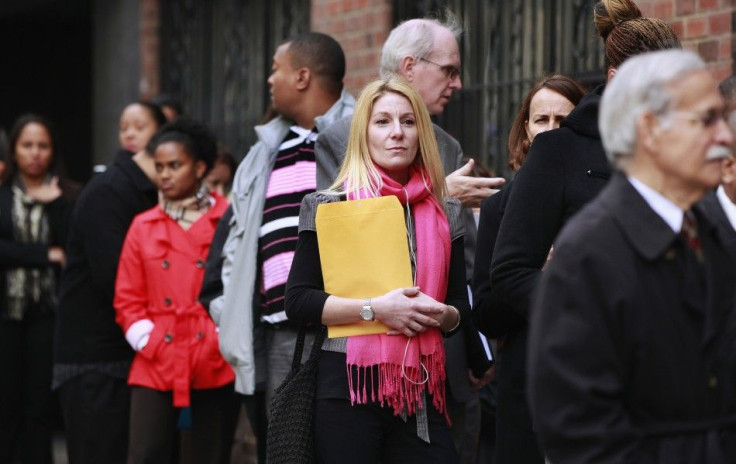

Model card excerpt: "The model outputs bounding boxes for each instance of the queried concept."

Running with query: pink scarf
[345,165,451,418]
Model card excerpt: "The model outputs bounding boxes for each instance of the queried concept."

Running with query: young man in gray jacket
[211,33,354,416]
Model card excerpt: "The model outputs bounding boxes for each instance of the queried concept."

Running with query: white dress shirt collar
[716,185,736,231]
[628,176,684,233]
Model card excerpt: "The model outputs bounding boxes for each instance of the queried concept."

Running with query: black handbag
[266,325,326,464]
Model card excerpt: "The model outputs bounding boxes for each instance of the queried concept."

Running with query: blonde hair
[329,76,447,203]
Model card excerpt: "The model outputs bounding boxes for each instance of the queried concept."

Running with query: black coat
[698,190,736,256]
[0,180,74,317]
[472,181,525,339]
[486,86,612,464]
[529,173,736,463]
[54,150,158,364]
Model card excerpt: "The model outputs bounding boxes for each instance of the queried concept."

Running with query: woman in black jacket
[472,74,584,463]
[0,114,77,463]
[486,1,681,463]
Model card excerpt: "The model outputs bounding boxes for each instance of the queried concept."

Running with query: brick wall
[140,0,160,100]
[311,0,393,97]
[638,0,734,81]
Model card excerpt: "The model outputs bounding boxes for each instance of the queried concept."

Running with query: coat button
[164,297,172,306]
[164,333,173,343]
[664,249,677,261]
[196,331,204,340]
[196,260,205,269]
[708,376,718,388]
[162,260,170,269]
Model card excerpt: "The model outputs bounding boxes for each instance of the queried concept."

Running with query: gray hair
[379,15,463,79]
[599,49,706,167]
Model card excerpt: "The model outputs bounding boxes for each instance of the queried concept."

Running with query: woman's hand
[48,246,66,268]
[372,287,444,337]
[27,177,62,203]
[414,291,460,332]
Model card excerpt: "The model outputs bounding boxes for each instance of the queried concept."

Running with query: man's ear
[399,55,416,82]
[638,111,661,152]
[296,68,311,90]
[607,67,617,81]
[722,156,736,184]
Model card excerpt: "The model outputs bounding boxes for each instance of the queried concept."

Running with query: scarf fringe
[347,347,447,420]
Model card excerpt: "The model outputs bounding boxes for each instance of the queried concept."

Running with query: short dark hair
[286,32,345,96]
[508,75,586,171]
[147,117,218,173]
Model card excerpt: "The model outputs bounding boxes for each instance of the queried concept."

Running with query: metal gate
[160,0,310,159]
[395,0,605,177]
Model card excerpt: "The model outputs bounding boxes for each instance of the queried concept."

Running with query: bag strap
[291,325,327,371]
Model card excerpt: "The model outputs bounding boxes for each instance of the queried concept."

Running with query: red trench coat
[115,195,234,407]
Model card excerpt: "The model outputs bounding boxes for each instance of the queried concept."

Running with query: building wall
[92,0,142,167]
[140,0,160,100]
[310,0,734,101]
[311,0,393,96]
[618,0,733,80]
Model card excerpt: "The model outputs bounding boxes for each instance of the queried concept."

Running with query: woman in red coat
[114,118,237,464]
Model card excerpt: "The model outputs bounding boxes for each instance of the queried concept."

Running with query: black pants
[127,384,239,464]
[314,398,459,464]
[240,392,267,464]
[58,371,130,464]
[0,313,54,464]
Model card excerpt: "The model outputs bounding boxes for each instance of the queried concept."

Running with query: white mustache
[705,145,733,160]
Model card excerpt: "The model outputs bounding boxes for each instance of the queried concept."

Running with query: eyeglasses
[418,57,460,81]
[668,109,729,128]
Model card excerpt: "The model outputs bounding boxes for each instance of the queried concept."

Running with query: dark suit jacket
[529,173,736,463]
[698,190,736,256]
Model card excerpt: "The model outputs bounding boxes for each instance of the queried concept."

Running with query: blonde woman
[285,77,468,463]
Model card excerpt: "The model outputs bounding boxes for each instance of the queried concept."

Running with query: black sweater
[55,151,157,364]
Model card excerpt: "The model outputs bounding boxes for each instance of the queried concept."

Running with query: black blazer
[698,190,736,256]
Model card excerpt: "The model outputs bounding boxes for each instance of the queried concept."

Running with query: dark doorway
[0,0,93,184]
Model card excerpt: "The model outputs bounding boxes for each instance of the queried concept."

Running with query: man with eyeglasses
[528,49,736,463]
[315,14,500,463]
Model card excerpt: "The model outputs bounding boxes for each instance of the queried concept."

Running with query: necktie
[680,211,704,262]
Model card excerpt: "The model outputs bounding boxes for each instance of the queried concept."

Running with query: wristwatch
[360,298,374,321]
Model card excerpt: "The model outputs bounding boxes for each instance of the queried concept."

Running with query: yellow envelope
[316,195,413,338]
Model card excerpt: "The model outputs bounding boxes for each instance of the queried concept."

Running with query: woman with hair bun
[488,1,681,462]
[114,118,237,463]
